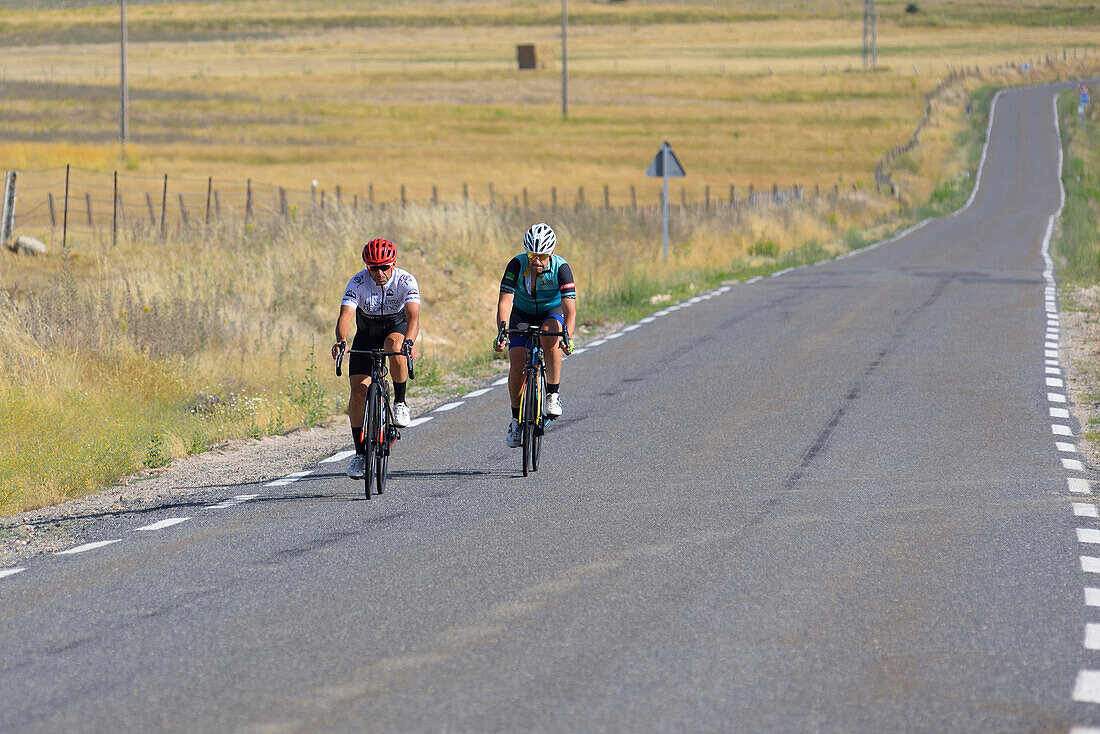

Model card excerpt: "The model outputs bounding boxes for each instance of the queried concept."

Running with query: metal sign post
[1080,83,1091,131]
[645,141,686,262]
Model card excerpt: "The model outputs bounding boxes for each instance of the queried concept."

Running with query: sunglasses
[368,264,392,273]
[529,253,550,263]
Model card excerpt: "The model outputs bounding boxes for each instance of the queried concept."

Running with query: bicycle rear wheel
[363,383,380,499]
[376,391,391,495]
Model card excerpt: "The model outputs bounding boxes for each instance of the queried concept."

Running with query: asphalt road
[2,83,1095,732]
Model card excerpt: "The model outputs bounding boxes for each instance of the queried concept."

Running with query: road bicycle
[498,322,569,477]
[335,342,414,499]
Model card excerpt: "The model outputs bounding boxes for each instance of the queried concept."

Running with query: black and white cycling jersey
[341,267,421,318]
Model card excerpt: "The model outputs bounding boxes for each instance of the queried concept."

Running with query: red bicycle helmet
[362,238,397,267]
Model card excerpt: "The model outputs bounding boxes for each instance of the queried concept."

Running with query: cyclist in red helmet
[331,237,421,480]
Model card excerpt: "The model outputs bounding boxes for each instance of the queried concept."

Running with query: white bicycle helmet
[523,222,556,255]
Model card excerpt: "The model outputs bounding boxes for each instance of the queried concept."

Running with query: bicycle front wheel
[363,382,381,499]
[521,370,539,477]
[531,367,544,472]
[376,391,391,495]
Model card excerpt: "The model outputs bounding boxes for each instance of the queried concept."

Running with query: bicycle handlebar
[335,343,415,380]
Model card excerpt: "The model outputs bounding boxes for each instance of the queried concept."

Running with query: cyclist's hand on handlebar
[493,322,507,352]
[403,338,420,360]
[561,337,575,355]
[331,340,347,361]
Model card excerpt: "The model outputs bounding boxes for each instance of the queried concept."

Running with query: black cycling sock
[352,426,364,455]
[511,405,520,420]
[547,383,559,394]
[393,380,407,404]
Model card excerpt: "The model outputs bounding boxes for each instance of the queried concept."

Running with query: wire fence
[1,165,827,250]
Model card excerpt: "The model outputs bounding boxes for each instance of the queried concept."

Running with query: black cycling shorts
[350,312,408,376]
[508,305,564,349]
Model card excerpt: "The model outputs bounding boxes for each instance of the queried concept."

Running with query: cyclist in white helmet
[493,222,576,448]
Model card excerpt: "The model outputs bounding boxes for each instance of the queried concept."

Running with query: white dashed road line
[0,568,25,579]
[56,539,123,556]
[464,388,492,398]
[321,450,356,464]
[1075,504,1099,518]
[1079,529,1100,545]
[1075,671,1100,703]
[433,401,464,412]
[408,416,434,427]
[1069,478,1092,495]
[133,518,190,532]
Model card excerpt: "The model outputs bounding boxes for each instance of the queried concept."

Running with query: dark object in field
[905,3,920,13]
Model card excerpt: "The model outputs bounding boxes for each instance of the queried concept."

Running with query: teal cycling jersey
[499,253,576,314]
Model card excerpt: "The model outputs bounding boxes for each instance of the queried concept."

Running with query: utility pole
[561,0,568,119]
[120,0,128,147]
[862,0,877,70]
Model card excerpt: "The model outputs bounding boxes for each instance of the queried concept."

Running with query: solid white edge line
[0,568,25,579]
[133,517,191,532]
[622,324,641,332]
[56,539,123,556]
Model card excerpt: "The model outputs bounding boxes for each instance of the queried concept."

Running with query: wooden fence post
[335,185,342,208]
[178,193,189,226]
[630,185,636,212]
[279,187,288,218]
[245,179,254,223]
[85,192,93,229]
[401,184,407,209]
[432,185,438,206]
[603,185,610,210]
[145,192,155,225]
[112,171,118,247]
[369,184,374,210]
[214,190,221,218]
[551,187,557,213]
[462,183,468,204]
[729,184,735,209]
[576,186,584,210]
[160,173,168,239]
[48,192,56,228]
[704,185,710,213]
[205,177,213,226]
[488,182,494,207]
[62,164,70,248]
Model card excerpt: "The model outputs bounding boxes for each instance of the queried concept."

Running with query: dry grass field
[1,0,1098,512]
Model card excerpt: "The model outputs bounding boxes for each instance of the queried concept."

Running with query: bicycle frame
[503,323,567,476]
[335,343,414,498]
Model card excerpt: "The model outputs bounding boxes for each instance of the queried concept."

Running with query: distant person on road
[493,222,576,448]
[332,238,421,480]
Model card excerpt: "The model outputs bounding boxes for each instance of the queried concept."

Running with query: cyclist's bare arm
[495,292,514,351]
[333,304,355,360]
[561,297,576,349]
[403,302,421,360]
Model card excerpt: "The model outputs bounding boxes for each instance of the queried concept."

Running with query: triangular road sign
[646,141,686,178]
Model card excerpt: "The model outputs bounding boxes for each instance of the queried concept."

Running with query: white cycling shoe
[346,453,366,479]
[544,392,563,418]
[506,419,522,448]
[393,402,411,428]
